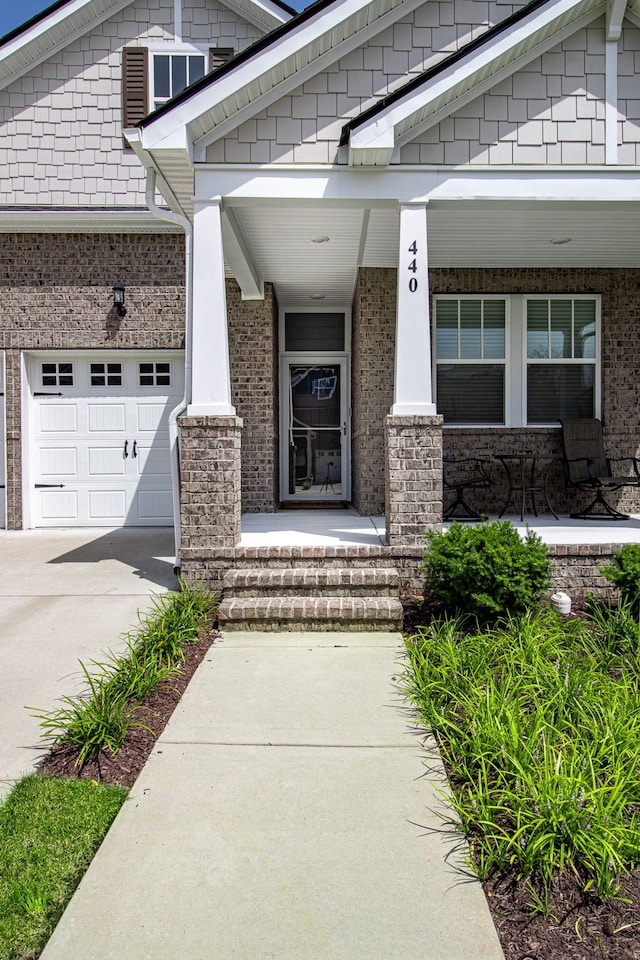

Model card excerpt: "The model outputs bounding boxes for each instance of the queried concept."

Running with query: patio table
[495,453,559,521]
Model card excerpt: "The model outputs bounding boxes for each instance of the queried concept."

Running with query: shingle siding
[0,0,264,206]
[401,23,608,164]
[205,1,528,163]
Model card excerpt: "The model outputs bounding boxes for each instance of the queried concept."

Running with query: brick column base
[385,415,444,545]
[178,415,243,554]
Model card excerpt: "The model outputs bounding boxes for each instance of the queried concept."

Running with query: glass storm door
[281,358,348,501]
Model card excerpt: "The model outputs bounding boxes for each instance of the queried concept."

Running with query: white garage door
[0,354,5,529]
[29,353,184,527]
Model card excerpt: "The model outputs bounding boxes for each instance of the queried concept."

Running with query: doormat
[280,502,350,510]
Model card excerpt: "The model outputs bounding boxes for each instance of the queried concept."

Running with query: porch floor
[240,508,640,547]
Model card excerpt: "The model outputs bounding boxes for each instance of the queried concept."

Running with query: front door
[280,357,349,502]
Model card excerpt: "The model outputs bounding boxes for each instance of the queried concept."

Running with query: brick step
[218,597,404,632]
[223,567,399,598]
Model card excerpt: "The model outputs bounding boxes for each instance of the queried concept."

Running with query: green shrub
[420,520,551,624]
[600,544,640,611]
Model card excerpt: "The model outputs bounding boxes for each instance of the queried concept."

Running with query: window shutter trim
[122,46,149,127]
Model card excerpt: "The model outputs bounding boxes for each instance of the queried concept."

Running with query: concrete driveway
[0,527,177,799]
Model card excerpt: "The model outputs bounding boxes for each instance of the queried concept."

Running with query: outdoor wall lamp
[113,280,127,317]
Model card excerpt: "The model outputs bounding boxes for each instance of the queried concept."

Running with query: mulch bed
[38,628,218,789]
[37,609,639,960]
[401,596,640,960]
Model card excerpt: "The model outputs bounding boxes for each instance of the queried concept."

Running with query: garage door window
[139,362,171,386]
[42,362,74,387]
[91,362,123,386]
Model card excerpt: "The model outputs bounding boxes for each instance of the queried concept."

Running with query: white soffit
[360,201,640,267]
[222,0,293,30]
[0,207,181,232]
[348,0,607,164]
[0,0,131,90]
[233,205,367,305]
[222,199,640,306]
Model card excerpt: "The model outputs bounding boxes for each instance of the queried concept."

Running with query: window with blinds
[526,297,597,424]
[433,294,600,427]
[434,298,506,425]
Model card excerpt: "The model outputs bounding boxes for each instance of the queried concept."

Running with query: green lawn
[0,776,126,960]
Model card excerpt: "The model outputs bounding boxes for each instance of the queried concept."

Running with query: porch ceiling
[228,199,640,307]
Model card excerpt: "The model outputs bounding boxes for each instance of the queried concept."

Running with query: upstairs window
[152,53,205,109]
[122,47,234,126]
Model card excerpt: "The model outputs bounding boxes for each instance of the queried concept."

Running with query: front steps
[218,567,403,631]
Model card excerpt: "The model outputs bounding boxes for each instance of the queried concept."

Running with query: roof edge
[137,0,338,127]
[340,0,556,145]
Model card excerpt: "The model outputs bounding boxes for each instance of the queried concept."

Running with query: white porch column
[187,200,236,416]
[391,202,437,416]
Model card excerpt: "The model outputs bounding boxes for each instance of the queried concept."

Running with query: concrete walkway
[39,630,505,960]
[0,528,176,799]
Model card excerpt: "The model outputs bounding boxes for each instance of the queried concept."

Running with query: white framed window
[433,294,600,427]
[151,49,206,109]
[90,362,123,387]
[139,361,171,387]
[434,297,507,425]
[524,296,598,425]
[41,362,74,387]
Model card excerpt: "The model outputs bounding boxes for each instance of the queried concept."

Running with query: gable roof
[342,0,638,164]
[132,0,428,154]
[0,0,294,91]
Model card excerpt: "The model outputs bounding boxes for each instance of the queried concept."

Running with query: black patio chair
[443,456,493,521]
[561,418,640,520]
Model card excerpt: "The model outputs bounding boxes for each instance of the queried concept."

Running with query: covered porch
[238,507,640,548]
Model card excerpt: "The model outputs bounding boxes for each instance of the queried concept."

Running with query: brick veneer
[179,416,243,550]
[385,415,443,543]
[0,232,186,529]
[351,267,395,515]
[227,281,279,513]
[177,540,628,603]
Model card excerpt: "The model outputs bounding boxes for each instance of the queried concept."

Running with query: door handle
[132,440,137,459]
[342,421,347,435]
[123,440,129,458]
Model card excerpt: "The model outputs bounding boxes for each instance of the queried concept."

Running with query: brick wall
[351,267,395,514]
[0,232,185,528]
[179,415,243,550]
[227,280,279,512]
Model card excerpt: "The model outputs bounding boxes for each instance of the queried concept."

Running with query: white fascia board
[0,0,131,91]
[349,0,601,158]
[139,0,420,152]
[607,0,628,37]
[196,164,640,204]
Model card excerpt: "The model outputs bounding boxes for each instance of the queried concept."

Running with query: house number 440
[407,241,418,292]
